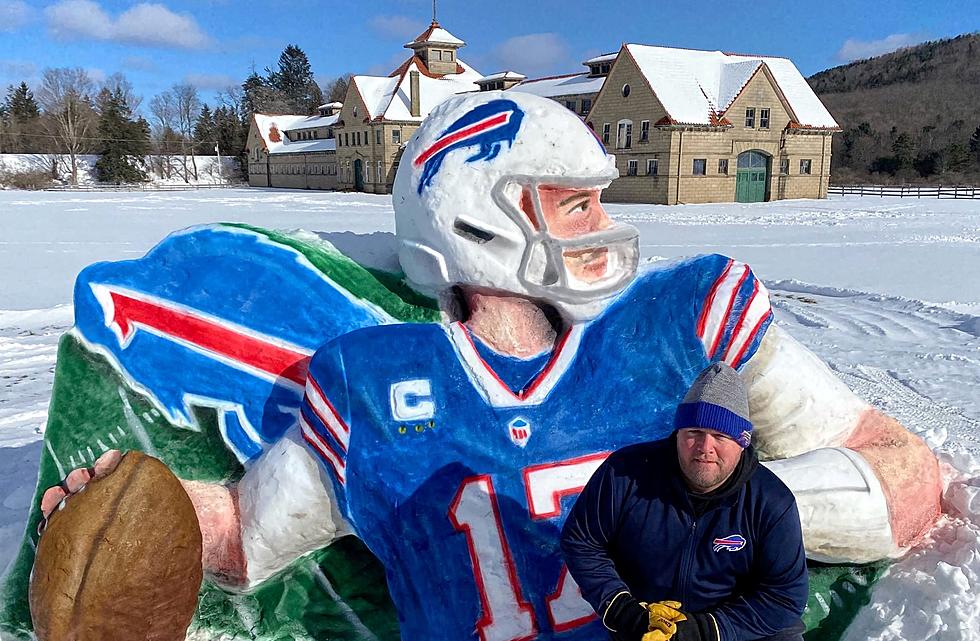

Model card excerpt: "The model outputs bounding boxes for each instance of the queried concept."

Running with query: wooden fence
[829,184,980,199]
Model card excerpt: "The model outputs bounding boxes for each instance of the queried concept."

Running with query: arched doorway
[735,151,770,203]
[354,159,364,192]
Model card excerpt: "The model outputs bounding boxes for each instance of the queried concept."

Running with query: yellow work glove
[641,601,687,641]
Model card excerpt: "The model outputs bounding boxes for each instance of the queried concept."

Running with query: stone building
[333,21,482,194]
[586,44,839,203]
[247,103,342,189]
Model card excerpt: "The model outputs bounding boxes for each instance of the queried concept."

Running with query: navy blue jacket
[560,438,808,641]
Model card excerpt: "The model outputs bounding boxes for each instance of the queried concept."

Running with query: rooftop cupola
[404,20,464,76]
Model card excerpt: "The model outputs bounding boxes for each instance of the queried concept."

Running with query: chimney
[410,71,421,118]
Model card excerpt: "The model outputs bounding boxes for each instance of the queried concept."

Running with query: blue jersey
[299,254,772,641]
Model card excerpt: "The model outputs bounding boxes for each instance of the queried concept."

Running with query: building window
[363,131,368,146]
[617,119,632,149]
[313,130,319,139]
[745,108,755,128]
[375,129,381,144]
[640,120,650,143]
[366,163,373,183]
[693,158,707,175]
[800,159,812,174]
[780,158,789,175]
[626,159,638,176]
[580,98,592,115]
[602,123,610,144]
[344,133,349,146]
[647,158,658,176]
[760,108,770,129]
[377,160,383,182]
[392,129,401,144]
[621,83,631,98]
[718,159,729,174]
[565,100,576,111]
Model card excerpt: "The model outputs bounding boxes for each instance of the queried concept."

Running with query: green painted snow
[224,223,440,323]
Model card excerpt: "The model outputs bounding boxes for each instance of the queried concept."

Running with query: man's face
[522,186,612,283]
[675,428,744,493]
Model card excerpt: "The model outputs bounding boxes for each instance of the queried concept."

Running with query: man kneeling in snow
[562,363,808,641]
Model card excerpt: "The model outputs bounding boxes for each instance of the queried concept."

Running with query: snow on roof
[253,113,338,155]
[352,75,401,120]
[583,52,618,65]
[319,101,343,109]
[477,71,527,83]
[352,58,482,123]
[624,44,838,128]
[509,73,605,98]
[405,21,465,48]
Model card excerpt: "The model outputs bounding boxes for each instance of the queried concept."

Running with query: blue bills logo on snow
[72,225,390,463]
[713,534,747,552]
[414,99,524,193]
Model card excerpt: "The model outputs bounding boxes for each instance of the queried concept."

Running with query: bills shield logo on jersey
[713,534,747,552]
[508,416,532,448]
[414,99,524,194]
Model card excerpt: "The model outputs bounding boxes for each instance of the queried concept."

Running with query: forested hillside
[809,33,980,183]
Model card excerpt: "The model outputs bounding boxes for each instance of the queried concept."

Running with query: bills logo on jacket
[414,99,524,193]
[713,534,747,552]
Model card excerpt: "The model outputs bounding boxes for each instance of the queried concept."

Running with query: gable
[588,46,669,130]
[724,66,793,129]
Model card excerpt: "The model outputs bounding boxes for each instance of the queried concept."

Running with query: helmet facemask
[487,176,639,308]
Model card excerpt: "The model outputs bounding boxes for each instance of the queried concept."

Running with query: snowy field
[0,188,978,639]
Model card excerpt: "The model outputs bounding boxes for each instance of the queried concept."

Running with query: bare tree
[173,83,201,182]
[36,67,96,184]
[102,72,142,113]
[149,89,179,179]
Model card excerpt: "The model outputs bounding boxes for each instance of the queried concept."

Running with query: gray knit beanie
[674,362,753,448]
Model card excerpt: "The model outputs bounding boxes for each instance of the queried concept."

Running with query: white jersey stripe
[448,322,584,409]
[305,378,351,451]
[699,261,749,359]
[299,414,346,484]
[722,279,772,367]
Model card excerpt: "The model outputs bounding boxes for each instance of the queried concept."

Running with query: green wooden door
[354,159,364,191]
[736,151,769,202]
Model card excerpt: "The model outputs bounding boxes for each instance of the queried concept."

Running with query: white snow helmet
[393,90,639,322]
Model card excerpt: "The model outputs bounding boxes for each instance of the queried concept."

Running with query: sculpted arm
[184,425,350,590]
[742,323,941,562]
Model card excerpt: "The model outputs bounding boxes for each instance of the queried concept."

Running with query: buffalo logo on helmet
[414,99,524,194]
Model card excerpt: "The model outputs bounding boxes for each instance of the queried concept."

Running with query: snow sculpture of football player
[41,92,941,641]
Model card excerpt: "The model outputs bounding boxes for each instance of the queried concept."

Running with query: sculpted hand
[37,449,123,535]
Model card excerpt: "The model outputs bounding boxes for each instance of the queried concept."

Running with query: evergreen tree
[267,45,322,114]
[970,125,980,163]
[891,133,916,172]
[3,82,42,152]
[193,104,217,155]
[9,82,40,120]
[94,87,149,183]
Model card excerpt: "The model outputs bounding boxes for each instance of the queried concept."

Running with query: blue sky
[0,0,977,112]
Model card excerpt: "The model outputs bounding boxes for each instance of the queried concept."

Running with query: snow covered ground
[0,189,977,639]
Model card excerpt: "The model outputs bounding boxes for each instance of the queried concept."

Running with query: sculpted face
[675,428,744,493]
[523,186,612,283]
